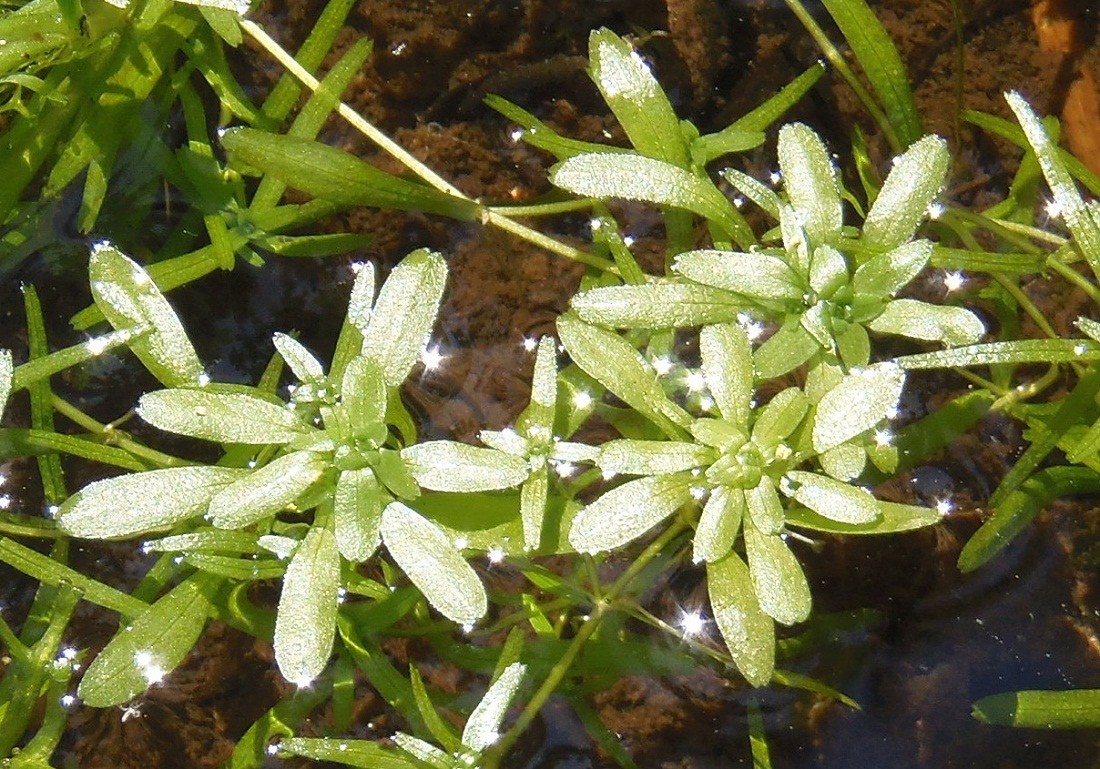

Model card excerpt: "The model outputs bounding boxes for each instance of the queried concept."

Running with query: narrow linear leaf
[275,526,340,685]
[381,502,487,625]
[973,689,1100,729]
[220,128,481,221]
[569,474,694,554]
[78,573,217,707]
[708,552,775,687]
[279,737,422,769]
[787,500,941,535]
[0,349,11,419]
[896,339,1100,369]
[138,389,308,444]
[273,333,326,383]
[58,466,247,539]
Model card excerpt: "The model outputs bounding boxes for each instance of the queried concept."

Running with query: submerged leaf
[569,474,694,554]
[360,249,447,388]
[381,502,487,625]
[708,552,774,687]
[78,573,217,707]
[0,349,10,419]
[274,526,341,685]
[462,662,527,752]
[89,242,204,387]
[58,466,247,539]
[138,389,308,444]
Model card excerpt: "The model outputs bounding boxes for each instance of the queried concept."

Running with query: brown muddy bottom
[4,0,1100,766]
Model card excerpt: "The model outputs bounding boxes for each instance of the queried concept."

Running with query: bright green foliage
[570,123,984,377]
[564,318,938,683]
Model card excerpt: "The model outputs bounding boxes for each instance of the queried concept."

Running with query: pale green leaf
[1006,91,1100,274]
[279,737,422,769]
[863,134,950,250]
[479,428,530,456]
[341,355,388,439]
[334,468,383,562]
[597,440,712,476]
[529,336,558,413]
[275,526,340,685]
[571,282,743,329]
[551,153,752,247]
[693,485,743,563]
[347,262,376,333]
[58,466,247,539]
[708,552,774,687]
[209,451,328,529]
[381,502,487,625]
[745,476,784,535]
[0,349,10,419]
[897,339,1100,369]
[808,244,848,297]
[813,362,905,453]
[557,312,691,432]
[588,28,688,167]
[673,249,801,303]
[700,323,753,426]
[89,242,203,387]
[743,520,812,625]
[852,239,933,298]
[777,123,843,244]
[138,389,308,444]
[520,466,549,553]
[273,332,326,383]
[787,500,941,534]
[569,474,694,554]
[360,249,447,388]
[1078,316,1100,343]
[77,573,216,707]
[462,662,527,751]
[782,470,880,524]
[394,733,452,769]
[403,441,528,492]
[866,298,985,346]
[753,317,819,379]
[819,441,866,481]
[751,388,809,448]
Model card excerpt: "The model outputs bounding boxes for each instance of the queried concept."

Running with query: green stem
[781,0,901,152]
[50,395,189,468]
[483,519,689,767]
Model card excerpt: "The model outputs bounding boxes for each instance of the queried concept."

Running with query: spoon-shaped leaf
[782,470,880,525]
[402,441,529,492]
[334,468,384,562]
[274,526,340,686]
[360,249,447,388]
[209,451,327,529]
[569,473,694,554]
[381,502,487,625]
[693,485,743,563]
[558,312,690,433]
[58,466,247,539]
[551,153,753,247]
[462,662,527,752]
[673,249,802,303]
[708,552,774,687]
[777,123,843,244]
[138,389,308,444]
[866,298,985,346]
[89,242,204,387]
[597,440,713,476]
[701,323,754,426]
[852,239,932,298]
[863,134,949,250]
[743,519,812,625]
[571,282,743,329]
[77,572,217,707]
[588,27,688,167]
[813,362,905,453]
[273,332,326,384]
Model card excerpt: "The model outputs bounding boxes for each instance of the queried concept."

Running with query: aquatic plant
[2,0,1100,765]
